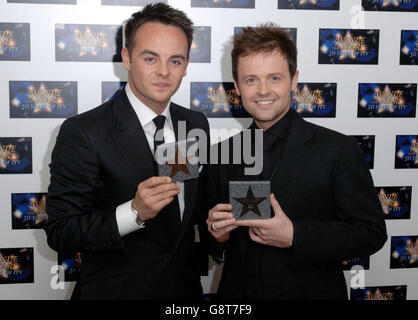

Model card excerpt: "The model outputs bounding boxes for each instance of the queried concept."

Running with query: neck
[254,120,271,131]
[128,80,168,115]
[254,108,290,131]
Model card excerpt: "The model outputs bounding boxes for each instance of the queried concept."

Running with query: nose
[156,61,169,78]
[256,80,270,96]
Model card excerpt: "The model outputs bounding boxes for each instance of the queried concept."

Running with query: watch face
[131,206,146,228]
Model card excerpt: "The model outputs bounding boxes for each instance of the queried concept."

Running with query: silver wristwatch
[131,204,146,229]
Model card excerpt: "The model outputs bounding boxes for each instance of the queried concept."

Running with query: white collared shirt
[115,82,185,237]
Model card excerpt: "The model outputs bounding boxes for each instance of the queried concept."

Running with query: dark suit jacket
[44,89,210,300]
[208,109,387,300]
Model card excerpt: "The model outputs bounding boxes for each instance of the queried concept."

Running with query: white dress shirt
[115,83,185,237]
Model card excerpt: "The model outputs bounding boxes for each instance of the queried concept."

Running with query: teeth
[257,100,274,105]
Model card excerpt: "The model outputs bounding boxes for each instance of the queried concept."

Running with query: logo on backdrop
[400,30,418,65]
[362,0,418,12]
[0,138,32,174]
[12,193,48,229]
[191,0,255,8]
[319,29,379,64]
[50,252,81,289]
[291,83,337,118]
[391,236,418,269]
[0,248,34,284]
[277,0,340,10]
[190,26,211,63]
[55,24,122,62]
[395,135,418,169]
[358,83,417,118]
[191,82,250,118]
[58,252,81,282]
[351,286,407,300]
[9,81,77,118]
[0,23,30,61]
[350,135,375,169]
[342,257,370,270]
[375,186,412,220]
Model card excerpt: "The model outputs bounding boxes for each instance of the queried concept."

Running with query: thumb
[270,193,284,218]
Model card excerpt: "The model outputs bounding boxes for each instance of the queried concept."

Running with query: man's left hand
[234,194,294,248]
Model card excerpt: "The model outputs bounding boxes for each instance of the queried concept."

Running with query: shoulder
[60,98,114,135]
[300,117,356,147]
[298,118,362,167]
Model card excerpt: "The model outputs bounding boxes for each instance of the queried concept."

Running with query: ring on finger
[211,222,218,232]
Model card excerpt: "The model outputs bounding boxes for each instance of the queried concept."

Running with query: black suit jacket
[208,109,387,300]
[44,89,210,300]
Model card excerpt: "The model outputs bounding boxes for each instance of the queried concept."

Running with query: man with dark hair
[44,3,209,300]
[206,24,387,300]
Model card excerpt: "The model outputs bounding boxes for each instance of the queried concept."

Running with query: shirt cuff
[116,200,141,237]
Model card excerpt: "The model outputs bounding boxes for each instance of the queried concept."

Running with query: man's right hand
[132,176,180,221]
[207,204,237,244]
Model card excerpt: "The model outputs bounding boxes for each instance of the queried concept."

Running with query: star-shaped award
[157,140,200,182]
[229,181,270,220]
[166,148,190,178]
[233,186,267,218]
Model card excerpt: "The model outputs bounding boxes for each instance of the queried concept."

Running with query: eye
[171,59,182,66]
[246,78,257,85]
[144,57,156,63]
[271,75,280,81]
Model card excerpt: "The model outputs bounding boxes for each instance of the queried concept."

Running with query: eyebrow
[140,49,186,61]
[242,72,285,79]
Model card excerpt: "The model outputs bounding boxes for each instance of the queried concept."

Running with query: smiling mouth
[255,100,275,105]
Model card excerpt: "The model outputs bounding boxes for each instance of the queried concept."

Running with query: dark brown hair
[124,2,194,58]
[231,23,297,81]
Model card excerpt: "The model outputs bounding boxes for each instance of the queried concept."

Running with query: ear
[291,70,299,92]
[233,78,241,96]
[121,47,131,72]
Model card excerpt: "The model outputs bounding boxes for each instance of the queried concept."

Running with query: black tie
[152,115,181,236]
[153,115,166,155]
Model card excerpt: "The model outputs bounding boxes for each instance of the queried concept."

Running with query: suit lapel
[272,111,315,203]
[108,89,155,185]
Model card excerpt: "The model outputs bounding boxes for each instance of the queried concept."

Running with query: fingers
[147,182,180,198]
[207,204,236,242]
[209,220,238,243]
[252,227,264,237]
[270,193,283,217]
[152,196,175,212]
[210,203,232,213]
[234,219,267,228]
[133,177,180,220]
[220,224,239,234]
[207,215,236,232]
[137,176,180,202]
[151,188,180,203]
[212,218,236,230]
[248,227,266,245]
[207,204,233,224]
[140,176,172,189]
[211,211,233,221]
